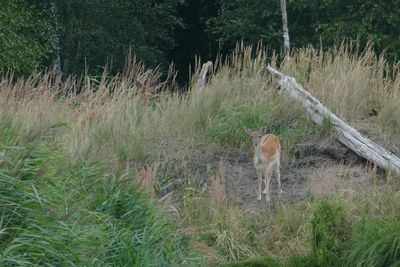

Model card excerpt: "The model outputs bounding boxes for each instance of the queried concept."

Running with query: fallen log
[267,65,400,176]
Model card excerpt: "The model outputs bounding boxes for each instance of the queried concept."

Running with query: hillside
[0,45,399,266]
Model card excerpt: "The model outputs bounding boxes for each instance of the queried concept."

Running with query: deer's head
[244,127,269,147]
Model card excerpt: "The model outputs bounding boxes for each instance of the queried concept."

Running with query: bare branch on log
[267,65,400,176]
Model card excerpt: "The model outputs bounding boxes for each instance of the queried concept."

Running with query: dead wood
[267,65,400,176]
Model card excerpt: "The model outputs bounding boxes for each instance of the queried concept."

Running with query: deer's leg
[275,159,282,193]
[275,162,282,200]
[262,174,268,194]
[256,169,262,201]
[263,170,272,202]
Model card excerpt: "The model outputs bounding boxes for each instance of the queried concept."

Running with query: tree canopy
[1,0,399,80]
[0,0,53,75]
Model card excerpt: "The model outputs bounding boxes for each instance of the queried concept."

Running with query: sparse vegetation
[0,44,399,266]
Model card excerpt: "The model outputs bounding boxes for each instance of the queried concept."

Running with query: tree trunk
[280,0,290,62]
[50,2,62,75]
[267,65,400,176]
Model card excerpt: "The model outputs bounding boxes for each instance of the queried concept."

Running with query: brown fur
[245,127,282,202]
[260,134,280,159]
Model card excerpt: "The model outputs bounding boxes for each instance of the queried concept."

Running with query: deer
[244,127,282,203]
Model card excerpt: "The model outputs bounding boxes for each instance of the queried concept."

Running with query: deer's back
[258,134,280,161]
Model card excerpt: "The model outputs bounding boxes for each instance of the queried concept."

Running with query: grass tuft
[346,216,400,267]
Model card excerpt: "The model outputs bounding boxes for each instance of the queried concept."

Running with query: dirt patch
[184,140,384,214]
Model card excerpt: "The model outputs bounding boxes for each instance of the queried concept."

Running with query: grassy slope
[0,44,399,266]
[0,123,201,266]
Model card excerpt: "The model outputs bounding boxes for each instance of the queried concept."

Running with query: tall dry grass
[285,43,400,153]
[1,43,397,166]
[1,43,399,265]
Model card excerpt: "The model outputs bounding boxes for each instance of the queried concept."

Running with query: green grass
[0,124,201,266]
[346,216,400,267]
[310,201,350,267]
[220,256,282,267]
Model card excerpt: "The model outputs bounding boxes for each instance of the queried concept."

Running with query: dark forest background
[1,0,399,84]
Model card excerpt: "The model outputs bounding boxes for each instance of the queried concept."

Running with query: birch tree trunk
[280,0,290,62]
[50,2,61,75]
[267,65,400,176]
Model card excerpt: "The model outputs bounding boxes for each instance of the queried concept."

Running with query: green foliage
[203,96,317,164]
[321,116,332,130]
[310,201,350,267]
[280,201,352,267]
[205,102,274,146]
[3,0,400,79]
[316,115,333,137]
[0,0,53,75]
[285,254,318,267]
[346,216,400,267]
[172,0,220,84]
[207,0,281,54]
[54,0,184,74]
[207,0,400,62]
[216,229,253,262]
[295,0,400,61]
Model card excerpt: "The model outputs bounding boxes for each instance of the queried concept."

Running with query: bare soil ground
[184,137,385,214]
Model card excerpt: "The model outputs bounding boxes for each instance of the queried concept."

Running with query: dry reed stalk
[209,160,227,206]
[137,160,160,199]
